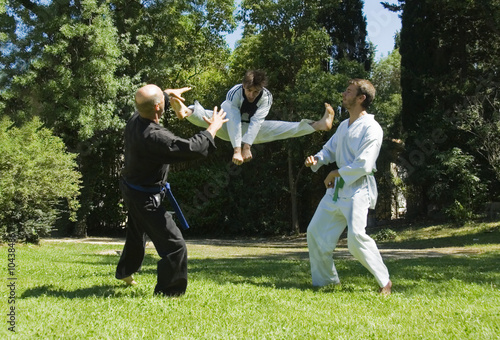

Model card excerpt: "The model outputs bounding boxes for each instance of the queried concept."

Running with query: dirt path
[42,236,488,260]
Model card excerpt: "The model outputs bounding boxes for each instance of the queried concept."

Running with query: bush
[372,228,397,242]
[0,117,81,243]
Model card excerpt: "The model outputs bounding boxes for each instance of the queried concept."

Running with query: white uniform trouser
[307,188,390,288]
[187,102,315,144]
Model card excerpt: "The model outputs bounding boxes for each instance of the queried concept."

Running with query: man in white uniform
[304,79,392,295]
[170,70,334,165]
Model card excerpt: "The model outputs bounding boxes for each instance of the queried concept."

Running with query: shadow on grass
[140,251,500,292]
[20,284,143,299]
[185,236,309,249]
[376,222,500,249]
[20,247,500,299]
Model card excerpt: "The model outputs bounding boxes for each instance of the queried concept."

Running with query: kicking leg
[170,96,193,120]
[311,103,335,131]
[251,103,335,144]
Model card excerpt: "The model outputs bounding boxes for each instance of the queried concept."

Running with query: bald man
[115,84,227,297]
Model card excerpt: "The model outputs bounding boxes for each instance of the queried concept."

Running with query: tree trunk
[288,148,305,235]
[73,218,87,238]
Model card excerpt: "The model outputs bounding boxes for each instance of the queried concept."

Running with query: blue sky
[225,1,401,61]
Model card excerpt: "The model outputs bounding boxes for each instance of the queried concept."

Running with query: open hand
[204,106,228,138]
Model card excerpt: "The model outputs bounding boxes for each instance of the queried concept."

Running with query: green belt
[332,170,375,202]
[332,177,345,202]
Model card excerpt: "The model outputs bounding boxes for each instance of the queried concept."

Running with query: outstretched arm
[204,107,229,139]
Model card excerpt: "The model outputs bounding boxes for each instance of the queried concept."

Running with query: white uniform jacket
[311,114,383,209]
[221,84,273,148]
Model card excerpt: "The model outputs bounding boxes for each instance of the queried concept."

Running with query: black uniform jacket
[121,112,216,187]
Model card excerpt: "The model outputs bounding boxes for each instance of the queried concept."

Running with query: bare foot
[312,103,335,131]
[232,147,244,165]
[242,144,253,162]
[379,280,392,296]
[169,96,192,120]
[120,275,137,286]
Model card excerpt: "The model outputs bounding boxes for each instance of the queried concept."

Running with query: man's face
[342,84,361,109]
[243,85,263,103]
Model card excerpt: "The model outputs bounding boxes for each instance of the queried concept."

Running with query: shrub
[372,228,397,242]
[0,117,81,243]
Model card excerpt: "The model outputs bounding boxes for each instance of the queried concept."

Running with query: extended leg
[172,100,231,142]
[252,103,335,144]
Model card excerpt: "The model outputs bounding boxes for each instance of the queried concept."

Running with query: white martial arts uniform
[186,85,315,146]
[307,114,390,288]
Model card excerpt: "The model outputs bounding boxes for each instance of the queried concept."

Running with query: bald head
[135,84,165,120]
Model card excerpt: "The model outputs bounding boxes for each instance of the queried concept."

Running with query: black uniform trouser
[115,180,188,296]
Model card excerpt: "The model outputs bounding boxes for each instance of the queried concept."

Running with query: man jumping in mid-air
[169,70,335,165]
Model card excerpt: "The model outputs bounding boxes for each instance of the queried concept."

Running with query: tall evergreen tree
[318,0,373,72]
[387,0,500,218]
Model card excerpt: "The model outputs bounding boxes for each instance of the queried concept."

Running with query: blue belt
[123,180,190,230]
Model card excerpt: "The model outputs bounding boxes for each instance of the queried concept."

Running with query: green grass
[1,222,499,339]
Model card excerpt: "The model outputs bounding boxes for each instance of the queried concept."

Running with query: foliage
[371,228,397,242]
[110,0,235,88]
[370,48,402,138]
[0,0,130,236]
[396,0,500,218]
[0,117,81,243]
[0,0,400,237]
[317,0,373,72]
[369,48,405,221]
[454,93,500,185]
[219,0,372,234]
[0,0,236,236]
[426,148,487,221]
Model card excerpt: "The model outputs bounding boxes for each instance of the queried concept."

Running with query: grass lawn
[1,221,499,339]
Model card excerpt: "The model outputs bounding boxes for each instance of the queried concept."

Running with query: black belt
[123,180,190,230]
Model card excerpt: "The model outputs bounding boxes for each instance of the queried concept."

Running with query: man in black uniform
[116,84,227,297]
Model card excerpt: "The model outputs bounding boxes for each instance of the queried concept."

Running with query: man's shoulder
[364,115,383,139]
[226,84,243,101]
[258,87,272,106]
[261,87,272,98]
[366,114,382,129]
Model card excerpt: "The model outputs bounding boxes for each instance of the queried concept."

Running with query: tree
[0,0,237,236]
[389,0,500,218]
[1,0,129,236]
[317,0,373,72]
[370,48,402,139]
[369,48,405,221]
[0,117,81,243]
[212,0,371,234]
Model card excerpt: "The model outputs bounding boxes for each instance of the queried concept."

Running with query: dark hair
[242,70,268,88]
[349,79,376,109]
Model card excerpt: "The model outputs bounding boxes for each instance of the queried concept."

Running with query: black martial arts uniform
[116,107,216,296]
